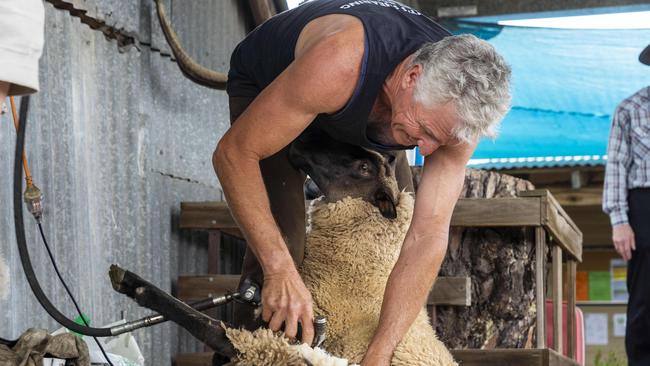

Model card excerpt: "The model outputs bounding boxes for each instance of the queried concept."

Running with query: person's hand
[612,223,635,260]
[262,269,314,345]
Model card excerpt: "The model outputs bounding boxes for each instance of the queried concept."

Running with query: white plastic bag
[51,319,144,366]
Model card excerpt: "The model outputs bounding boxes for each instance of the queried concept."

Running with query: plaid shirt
[603,86,650,226]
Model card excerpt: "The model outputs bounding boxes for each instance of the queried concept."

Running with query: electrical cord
[37,223,114,366]
[13,96,120,342]
[12,96,114,365]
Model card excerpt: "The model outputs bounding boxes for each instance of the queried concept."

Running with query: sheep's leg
[108,264,235,358]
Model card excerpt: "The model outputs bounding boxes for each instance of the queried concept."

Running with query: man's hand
[262,269,315,345]
[613,223,635,260]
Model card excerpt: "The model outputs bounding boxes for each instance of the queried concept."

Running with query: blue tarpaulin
[414,13,650,169]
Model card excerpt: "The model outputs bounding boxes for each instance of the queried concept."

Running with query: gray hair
[411,34,512,143]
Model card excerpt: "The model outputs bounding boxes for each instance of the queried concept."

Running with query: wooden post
[567,260,577,359]
[535,227,546,348]
[552,245,563,354]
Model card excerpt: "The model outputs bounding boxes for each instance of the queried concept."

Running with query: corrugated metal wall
[0,0,248,364]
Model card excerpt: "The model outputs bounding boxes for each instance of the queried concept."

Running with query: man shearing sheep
[213,1,511,364]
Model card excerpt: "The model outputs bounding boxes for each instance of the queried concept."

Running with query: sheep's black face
[289,131,400,219]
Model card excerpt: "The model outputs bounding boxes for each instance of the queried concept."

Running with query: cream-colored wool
[302,193,456,366]
[225,326,351,366]
[226,192,456,366]
[225,327,305,366]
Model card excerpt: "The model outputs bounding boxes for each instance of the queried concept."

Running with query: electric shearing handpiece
[110,279,261,335]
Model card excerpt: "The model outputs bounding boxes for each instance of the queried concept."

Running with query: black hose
[13,96,112,337]
[38,222,115,365]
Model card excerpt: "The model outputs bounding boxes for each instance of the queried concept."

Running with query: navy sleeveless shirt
[227,0,451,149]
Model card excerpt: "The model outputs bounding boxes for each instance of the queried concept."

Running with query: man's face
[387,64,461,156]
[390,92,460,157]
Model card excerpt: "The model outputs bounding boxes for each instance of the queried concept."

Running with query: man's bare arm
[362,140,477,364]
[213,30,362,343]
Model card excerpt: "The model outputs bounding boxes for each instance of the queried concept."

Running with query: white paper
[585,313,609,345]
[613,313,627,337]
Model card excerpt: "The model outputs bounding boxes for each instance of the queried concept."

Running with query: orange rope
[10,96,34,187]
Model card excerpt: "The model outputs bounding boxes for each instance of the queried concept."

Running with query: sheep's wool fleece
[225,327,352,366]
[225,327,305,366]
[225,193,456,366]
[302,193,457,366]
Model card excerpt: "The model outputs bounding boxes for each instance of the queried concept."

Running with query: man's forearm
[366,229,449,357]
[213,146,295,274]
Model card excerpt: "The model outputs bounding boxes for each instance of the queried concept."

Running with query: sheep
[223,192,456,366]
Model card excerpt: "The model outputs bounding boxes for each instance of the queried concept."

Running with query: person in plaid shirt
[603,43,650,366]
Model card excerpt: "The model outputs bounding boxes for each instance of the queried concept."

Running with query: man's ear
[402,63,423,90]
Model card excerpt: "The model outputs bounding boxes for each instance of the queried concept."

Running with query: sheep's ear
[375,190,397,219]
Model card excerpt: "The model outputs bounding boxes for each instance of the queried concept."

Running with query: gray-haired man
[214,1,511,363]
[603,44,650,366]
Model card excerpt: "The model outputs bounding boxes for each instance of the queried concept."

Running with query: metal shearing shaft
[110,292,240,336]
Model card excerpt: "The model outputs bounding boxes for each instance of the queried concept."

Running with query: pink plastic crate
[545,299,585,365]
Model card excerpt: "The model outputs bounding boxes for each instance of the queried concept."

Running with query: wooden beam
[544,192,583,261]
[520,190,582,261]
[450,348,579,366]
[567,260,577,360]
[552,245,563,354]
[427,276,471,306]
[425,0,649,18]
[450,197,542,227]
[498,166,604,176]
[178,274,471,306]
[176,349,580,366]
[180,202,239,230]
[183,197,544,230]
[535,227,547,349]
[180,191,583,259]
[177,274,240,301]
[175,352,213,366]
[549,187,603,207]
